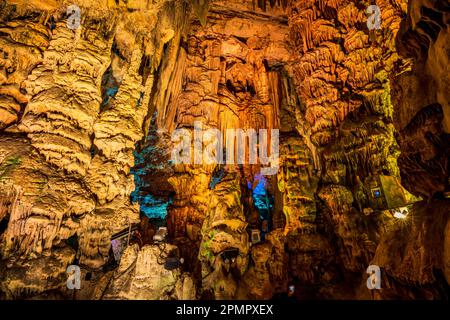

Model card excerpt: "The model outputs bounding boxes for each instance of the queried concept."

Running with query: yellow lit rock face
[0,0,187,296]
[0,0,449,300]
[278,135,318,233]
[103,243,195,300]
[288,0,406,145]
[0,21,49,130]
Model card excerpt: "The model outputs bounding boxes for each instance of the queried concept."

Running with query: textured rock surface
[103,244,194,300]
[393,0,450,199]
[0,0,449,300]
[0,0,188,297]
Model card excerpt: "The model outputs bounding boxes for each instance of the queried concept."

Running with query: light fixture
[371,187,382,198]
[393,206,409,219]
[153,227,168,242]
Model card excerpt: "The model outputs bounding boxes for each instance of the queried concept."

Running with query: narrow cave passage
[245,173,275,242]
[128,112,176,247]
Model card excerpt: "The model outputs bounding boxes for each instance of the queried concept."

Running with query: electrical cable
[156,240,170,265]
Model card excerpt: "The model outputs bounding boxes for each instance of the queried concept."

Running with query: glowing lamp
[393,207,409,219]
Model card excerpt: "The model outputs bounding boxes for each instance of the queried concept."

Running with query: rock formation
[0,0,448,300]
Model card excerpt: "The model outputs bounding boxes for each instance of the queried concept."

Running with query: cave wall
[0,0,448,300]
[393,0,449,199]
[0,0,189,298]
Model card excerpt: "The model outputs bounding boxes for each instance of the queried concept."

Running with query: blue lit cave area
[128,140,281,253]
[236,169,281,245]
[126,113,175,248]
[131,149,174,220]
[247,174,275,242]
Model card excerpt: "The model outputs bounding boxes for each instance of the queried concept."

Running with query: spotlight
[393,206,409,219]
[153,227,168,242]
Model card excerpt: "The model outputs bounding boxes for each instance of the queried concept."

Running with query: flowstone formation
[0,0,449,300]
[0,0,190,298]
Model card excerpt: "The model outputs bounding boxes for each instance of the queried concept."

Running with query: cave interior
[0,0,449,300]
